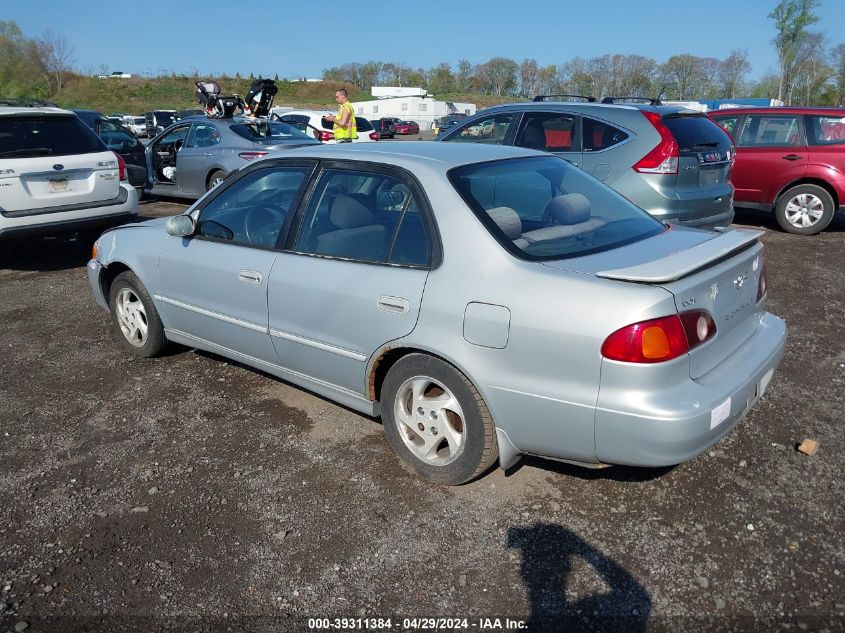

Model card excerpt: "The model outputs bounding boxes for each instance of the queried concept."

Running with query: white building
[354,88,476,131]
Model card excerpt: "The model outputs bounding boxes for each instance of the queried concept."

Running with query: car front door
[176,122,223,196]
[732,113,808,205]
[267,164,434,395]
[156,163,315,362]
[146,123,191,195]
[441,112,519,146]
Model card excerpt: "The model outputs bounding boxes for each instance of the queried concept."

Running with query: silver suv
[437,97,735,230]
[0,107,138,240]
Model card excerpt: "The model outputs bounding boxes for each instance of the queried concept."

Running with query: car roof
[270,140,540,170]
[707,106,845,115]
[480,101,698,116]
[0,106,74,117]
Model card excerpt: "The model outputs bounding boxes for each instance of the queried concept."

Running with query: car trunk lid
[0,113,120,214]
[545,228,766,379]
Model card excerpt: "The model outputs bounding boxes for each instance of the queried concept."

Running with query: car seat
[521,122,547,149]
[316,195,386,260]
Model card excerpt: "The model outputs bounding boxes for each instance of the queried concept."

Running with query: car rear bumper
[594,311,786,467]
[0,184,138,240]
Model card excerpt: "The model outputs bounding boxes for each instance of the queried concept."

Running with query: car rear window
[663,114,731,152]
[156,112,176,126]
[806,115,845,145]
[356,117,374,132]
[0,114,105,158]
[230,121,312,142]
[449,155,665,261]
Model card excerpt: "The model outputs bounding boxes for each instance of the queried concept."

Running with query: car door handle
[203,152,214,157]
[378,296,410,314]
[238,270,263,285]
[782,154,803,161]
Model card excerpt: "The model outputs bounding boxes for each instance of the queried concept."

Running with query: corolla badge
[710,283,719,301]
[734,271,749,289]
[52,164,64,170]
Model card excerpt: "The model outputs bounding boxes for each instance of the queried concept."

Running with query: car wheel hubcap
[394,376,465,466]
[784,193,824,228]
[211,177,223,188]
[115,288,148,347]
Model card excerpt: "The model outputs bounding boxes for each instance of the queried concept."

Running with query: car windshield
[0,114,104,158]
[230,120,313,142]
[449,155,665,260]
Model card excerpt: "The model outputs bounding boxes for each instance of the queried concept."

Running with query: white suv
[270,109,379,143]
[0,107,139,239]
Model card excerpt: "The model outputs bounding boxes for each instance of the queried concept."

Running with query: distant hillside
[52,74,514,114]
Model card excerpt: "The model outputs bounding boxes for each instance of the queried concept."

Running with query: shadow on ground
[508,523,651,632]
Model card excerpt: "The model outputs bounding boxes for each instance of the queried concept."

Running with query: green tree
[769,0,820,101]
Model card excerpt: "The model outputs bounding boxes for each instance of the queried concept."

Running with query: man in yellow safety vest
[325,89,357,143]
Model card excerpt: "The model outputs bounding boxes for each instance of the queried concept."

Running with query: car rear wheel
[775,184,835,235]
[207,170,227,191]
[381,354,498,485]
[109,271,167,358]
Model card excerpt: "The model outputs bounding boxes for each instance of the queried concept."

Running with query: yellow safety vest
[333,102,357,140]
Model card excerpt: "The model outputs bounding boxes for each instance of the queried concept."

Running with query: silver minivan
[438,98,735,230]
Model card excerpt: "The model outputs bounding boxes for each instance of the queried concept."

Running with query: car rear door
[0,113,121,213]
[732,113,807,205]
[512,110,582,167]
[176,122,222,196]
[267,162,434,395]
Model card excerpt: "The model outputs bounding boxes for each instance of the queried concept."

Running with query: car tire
[774,184,835,235]
[381,353,498,485]
[207,170,227,192]
[109,271,167,358]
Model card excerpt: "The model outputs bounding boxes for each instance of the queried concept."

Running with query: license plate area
[48,177,70,193]
[700,166,724,186]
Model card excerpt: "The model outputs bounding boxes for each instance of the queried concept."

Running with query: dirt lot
[0,197,843,633]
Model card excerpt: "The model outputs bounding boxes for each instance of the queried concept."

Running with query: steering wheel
[244,205,286,247]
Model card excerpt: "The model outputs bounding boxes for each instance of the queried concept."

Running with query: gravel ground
[0,198,843,633]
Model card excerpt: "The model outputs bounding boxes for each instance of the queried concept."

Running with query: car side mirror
[165,215,195,237]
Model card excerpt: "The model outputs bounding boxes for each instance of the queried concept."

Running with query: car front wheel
[109,271,167,358]
[381,354,498,485]
[775,184,835,235]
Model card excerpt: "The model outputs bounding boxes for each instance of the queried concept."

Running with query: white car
[0,107,138,240]
[270,108,378,143]
[126,116,147,137]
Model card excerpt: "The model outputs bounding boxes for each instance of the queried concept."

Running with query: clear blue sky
[5,0,845,81]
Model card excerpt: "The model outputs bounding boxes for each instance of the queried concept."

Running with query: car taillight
[757,249,767,301]
[370,131,379,141]
[113,152,127,181]
[319,130,334,142]
[633,111,679,175]
[601,311,716,363]
[238,151,269,160]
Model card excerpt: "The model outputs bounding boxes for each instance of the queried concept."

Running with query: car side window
[739,115,801,147]
[805,115,845,145]
[447,113,515,144]
[196,166,310,249]
[98,119,140,151]
[295,169,430,266]
[582,117,629,151]
[159,125,190,146]
[187,123,221,148]
[712,116,740,137]
[515,112,578,151]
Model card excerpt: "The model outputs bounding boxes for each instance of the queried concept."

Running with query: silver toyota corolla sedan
[88,142,787,485]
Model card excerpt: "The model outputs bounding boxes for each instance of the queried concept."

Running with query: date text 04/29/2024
[307,617,528,630]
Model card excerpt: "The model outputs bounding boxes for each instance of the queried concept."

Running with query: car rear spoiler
[596,229,763,283]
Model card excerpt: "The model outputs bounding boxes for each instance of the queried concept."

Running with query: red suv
[709,107,845,235]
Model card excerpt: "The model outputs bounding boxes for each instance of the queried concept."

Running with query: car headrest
[487,206,522,239]
[545,193,590,225]
[330,195,374,229]
[377,189,406,209]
